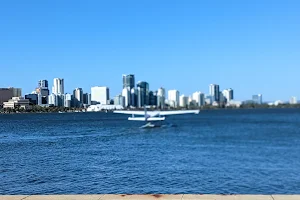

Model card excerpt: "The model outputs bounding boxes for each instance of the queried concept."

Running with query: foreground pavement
[1,195,300,200]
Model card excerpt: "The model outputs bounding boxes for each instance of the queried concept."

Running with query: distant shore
[0,103,299,114]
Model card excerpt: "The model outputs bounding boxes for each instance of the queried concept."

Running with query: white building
[73,88,83,107]
[253,94,263,104]
[52,78,64,95]
[3,97,31,109]
[205,95,213,105]
[168,100,176,108]
[157,87,166,109]
[64,93,72,108]
[274,100,284,106]
[223,88,234,102]
[122,87,131,107]
[48,93,57,106]
[179,95,188,108]
[91,86,110,105]
[37,93,42,106]
[168,90,179,108]
[114,95,125,107]
[227,100,242,108]
[290,97,297,104]
[192,92,205,107]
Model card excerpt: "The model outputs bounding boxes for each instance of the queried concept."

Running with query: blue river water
[1,108,300,194]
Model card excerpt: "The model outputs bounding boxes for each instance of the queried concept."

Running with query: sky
[0,0,299,101]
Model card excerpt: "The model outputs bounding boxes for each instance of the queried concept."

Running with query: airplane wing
[113,110,147,115]
[113,110,199,116]
[158,110,200,116]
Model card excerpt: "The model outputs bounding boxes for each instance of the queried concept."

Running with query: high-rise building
[290,97,297,104]
[25,94,38,105]
[73,88,83,107]
[252,94,263,104]
[0,88,22,106]
[137,81,149,107]
[168,90,180,108]
[56,94,65,107]
[179,95,188,108]
[130,88,137,107]
[122,87,131,107]
[114,95,125,107]
[91,86,110,105]
[38,80,48,88]
[205,95,213,105]
[222,88,234,102]
[64,93,72,108]
[10,87,22,97]
[48,94,56,106]
[83,93,91,105]
[188,96,195,106]
[122,74,135,90]
[53,78,64,95]
[35,80,49,104]
[157,87,166,109]
[209,84,220,102]
[219,92,225,104]
[149,91,157,106]
[48,93,65,107]
[192,92,205,107]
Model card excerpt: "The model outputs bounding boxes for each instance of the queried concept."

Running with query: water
[1,108,300,194]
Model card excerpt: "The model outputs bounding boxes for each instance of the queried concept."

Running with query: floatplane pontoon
[114,107,200,128]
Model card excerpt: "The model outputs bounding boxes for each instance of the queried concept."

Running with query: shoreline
[0,106,299,115]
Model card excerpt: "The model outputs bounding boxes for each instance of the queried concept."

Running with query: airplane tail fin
[144,106,147,121]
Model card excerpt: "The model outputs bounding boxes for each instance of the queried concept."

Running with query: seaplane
[114,107,200,128]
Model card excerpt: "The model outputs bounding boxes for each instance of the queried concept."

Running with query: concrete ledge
[0,195,299,200]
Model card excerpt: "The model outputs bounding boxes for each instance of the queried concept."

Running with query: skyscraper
[192,92,205,107]
[122,87,131,107]
[252,94,263,104]
[157,87,166,109]
[38,80,48,88]
[209,84,220,102]
[91,86,110,105]
[130,88,137,107]
[53,78,64,95]
[114,95,125,107]
[73,88,83,107]
[222,89,234,102]
[137,81,149,107]
[122,74,135,90]
[179,95,188,108]
[290,97,297,104]
[0,88,14,105]
[64,93,72,108]
[168,90,180,108]
[149,91,157,106]
[83,93,91,105]
[36,80,49,104]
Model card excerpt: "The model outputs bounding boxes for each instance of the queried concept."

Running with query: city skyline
[0,74,298,103]
[1,1,300,101]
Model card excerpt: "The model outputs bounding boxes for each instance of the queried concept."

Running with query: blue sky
[0,0,299,101]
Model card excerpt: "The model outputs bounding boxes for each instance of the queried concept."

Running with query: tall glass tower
[209,84,220,102]
[137,81,149,107]
[122,74,135,90]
